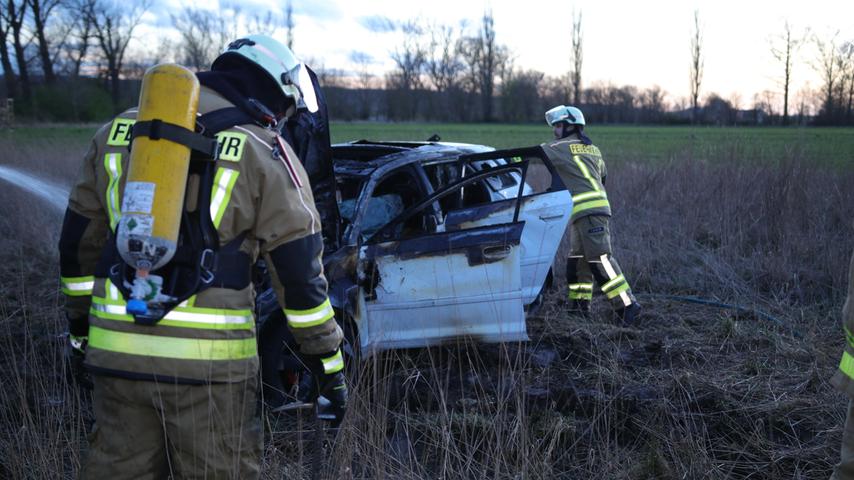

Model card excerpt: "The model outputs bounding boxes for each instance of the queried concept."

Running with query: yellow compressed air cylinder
[116,64,200,275]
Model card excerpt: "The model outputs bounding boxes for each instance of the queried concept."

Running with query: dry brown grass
[0,131,852,478]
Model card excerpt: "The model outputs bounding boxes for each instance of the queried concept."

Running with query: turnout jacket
[541,132,611,223]
[59,86,343,383]
[832,251,854,398]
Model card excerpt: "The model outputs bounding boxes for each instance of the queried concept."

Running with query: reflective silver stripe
[63,280,94,292]
[163,309,252,325]
[210,168,239,228]
[600,255,632,307]
[286,302,334,326]
[105,153,122,230]
[322,350,344,373]
[572,191,605,203]
[93,302,252,325]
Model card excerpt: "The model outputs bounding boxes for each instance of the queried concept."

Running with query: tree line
[1,2,853,126]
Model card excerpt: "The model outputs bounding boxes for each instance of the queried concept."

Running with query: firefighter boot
[616,302,642,327]
[568,299,591,318]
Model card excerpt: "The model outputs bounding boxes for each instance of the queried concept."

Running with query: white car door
[449,147,573,305]
[352,166,529,354]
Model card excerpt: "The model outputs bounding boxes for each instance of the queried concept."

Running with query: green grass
[4,122,853,168]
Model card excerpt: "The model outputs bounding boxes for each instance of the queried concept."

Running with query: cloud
[348,51,375,64]
[358,15,397,33]
[293,1,342,20]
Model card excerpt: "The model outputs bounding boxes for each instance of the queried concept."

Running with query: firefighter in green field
[541,105,641,324]
[831,250,854,479]
[58,35,346,478]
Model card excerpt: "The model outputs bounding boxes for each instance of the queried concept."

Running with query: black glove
[299,350,348,426]
[65,333,93,390]
[315,371,348,427]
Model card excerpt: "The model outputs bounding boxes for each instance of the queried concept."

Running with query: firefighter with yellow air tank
[58,34,345,478]
[541,105,642,324]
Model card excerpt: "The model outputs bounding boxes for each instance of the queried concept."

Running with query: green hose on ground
[635,293,803,339]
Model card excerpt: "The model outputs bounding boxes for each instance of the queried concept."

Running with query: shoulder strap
[198,107,257,136]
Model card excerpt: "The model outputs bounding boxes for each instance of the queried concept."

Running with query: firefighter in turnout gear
[58,35,346,478]
[541,105,641,324]
[831,251,854,479]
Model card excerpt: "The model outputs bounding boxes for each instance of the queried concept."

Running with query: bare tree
[813,31,841,121]
[388,20,425,90]
[171,7,230,71]
[570,9,582,105]
[350,51,375,119]
[0,8,18,98]
[285,1,293,50]
[771,22,804,125]
[425,23,463,93]
[3,0,30,101]
[28,0,66,84]
[841,41,854,121]
[247,10,277,36]
[61,0,93,78]
[689,9,703,123]
[458,10,507,121]
[85,0,150,110]
[386,20,425,119]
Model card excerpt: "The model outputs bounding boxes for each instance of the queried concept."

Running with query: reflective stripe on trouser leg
[599,254,633,307]
[321,349,344,374]
[568,283,593,300]
[566,255,593,300]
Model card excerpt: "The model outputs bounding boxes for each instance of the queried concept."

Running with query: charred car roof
[332,139,494,178]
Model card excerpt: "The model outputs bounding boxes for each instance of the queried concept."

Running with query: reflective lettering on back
[107,118,136,146]
[569,144,601,157]
[215,132,247,162]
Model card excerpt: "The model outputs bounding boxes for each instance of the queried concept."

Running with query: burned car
[320,139,573,355]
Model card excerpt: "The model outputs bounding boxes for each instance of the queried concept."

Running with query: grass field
[3,122,854,169]
[1,122,854,478]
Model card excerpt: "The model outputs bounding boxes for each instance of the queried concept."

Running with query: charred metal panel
[364,222,524,266]
[354,222,526,354]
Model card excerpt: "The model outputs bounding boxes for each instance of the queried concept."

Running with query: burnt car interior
[369,162,528,244]
[331,141,560,247]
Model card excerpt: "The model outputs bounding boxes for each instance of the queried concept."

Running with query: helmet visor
[545,106,572,126]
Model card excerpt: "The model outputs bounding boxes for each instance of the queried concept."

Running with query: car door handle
[482,245,511,261]
[538,213,564,221]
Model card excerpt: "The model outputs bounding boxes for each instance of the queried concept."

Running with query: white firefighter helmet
[545,105,585,127]
[213,34,302,108]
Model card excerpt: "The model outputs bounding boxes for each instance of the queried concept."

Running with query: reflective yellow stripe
[605,282,630,299]
[90,296,254,330]
[104,153,123,231]
[572,155,600,193]
[841,351,854,380]
[285,298,335,328]
[322,349,344,374]
[210,167,240,229]
[845,327,854,349]
[572,199,610,217]
[568,291,593,300]
[601,275,626,292]
[61,275,94,296]
[572,191,605,203]
[88,326,256,360]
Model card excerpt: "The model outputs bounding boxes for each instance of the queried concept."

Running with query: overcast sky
[140,0,852,107]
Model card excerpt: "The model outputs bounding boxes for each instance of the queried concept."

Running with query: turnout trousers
[832,399,854,480]
[81,375,262,480]
[566,215,637,310]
